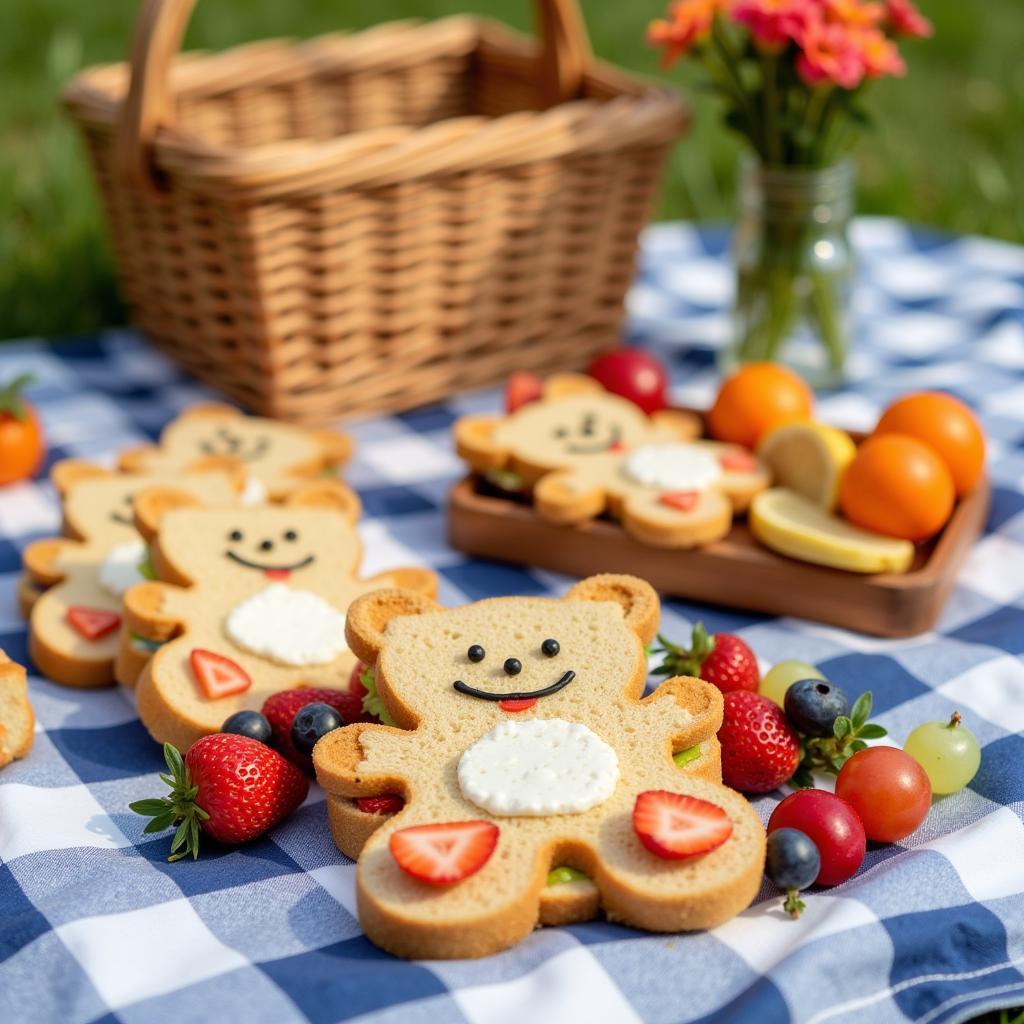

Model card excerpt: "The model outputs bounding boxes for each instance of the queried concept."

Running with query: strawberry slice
[357,795,404,816]
[190,649,252,699]
[632,790,733,859]
[505,372,543,413]
[390,820,499,884]
[720,450,759,472]
[659,490,699,512]
[66,606,121,641]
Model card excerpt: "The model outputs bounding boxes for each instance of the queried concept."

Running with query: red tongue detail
[609,441,627,453]
[499,698,537,713]
[265,568,291,581]
[660,490,699,512]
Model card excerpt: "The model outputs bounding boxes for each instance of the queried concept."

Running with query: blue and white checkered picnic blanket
[1,217,1022,1024]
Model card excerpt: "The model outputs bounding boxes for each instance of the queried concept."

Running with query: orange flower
[886,0,933,37]
[852,26,907,77]
[796,15,865,88]
[822,0,885,28]
[648,0,726,66]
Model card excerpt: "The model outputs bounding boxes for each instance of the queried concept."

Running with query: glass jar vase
[723,159,855,388]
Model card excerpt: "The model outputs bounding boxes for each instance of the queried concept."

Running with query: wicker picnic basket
[63,0,686,422]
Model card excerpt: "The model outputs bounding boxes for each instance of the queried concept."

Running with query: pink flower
[852,26,907,76]
[795,16,865,88]
[732,0,813,49]
[886,0,933,37]
[649,0,725,66]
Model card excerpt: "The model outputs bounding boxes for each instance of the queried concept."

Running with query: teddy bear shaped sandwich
[118,403,352,503]
[455,374,771,547]
[0,649,34,770]
[19,460,240,688]
[313,574,766,960]
[122,478,437,750]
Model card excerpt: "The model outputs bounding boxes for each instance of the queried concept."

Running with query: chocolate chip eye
[283,529,297,541]
[503,658,522,676]
[228,529,243,542]
[554,427,568,439]
[467,645,485,663]
[541,638,560,657]
[259,539,274,551]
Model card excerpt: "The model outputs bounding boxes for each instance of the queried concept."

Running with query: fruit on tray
[784,678,851,738]
[768,789,866,886]
[718,691,801,792]
[750,487,915,573]
[874,391,985,497]
[760,660,825,708]
[757,421,856,510]
[130,737,309,860]
[903,711,981,795]
[838,434,955,541]
[505,372,544,413]
[835,746,932,842]
[0,374,44,487]
[652,622,760,694]
[707,362,814,449]
[587,348,669,414]
[765,827,821,918]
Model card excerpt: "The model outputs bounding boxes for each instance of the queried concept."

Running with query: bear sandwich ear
[543,373,605,400]
[51,460,113,496]
[284,479,361,523]
[565,574,660,645]
[309,429,353,469]
[345,589,439,664]
[133,487,204,541]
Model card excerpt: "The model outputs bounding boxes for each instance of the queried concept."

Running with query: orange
[838,434,955,541]
[874,392,985,496]
[707,363,814,449]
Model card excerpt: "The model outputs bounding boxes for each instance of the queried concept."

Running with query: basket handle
[116,0,593,192]
[535,0,593,106]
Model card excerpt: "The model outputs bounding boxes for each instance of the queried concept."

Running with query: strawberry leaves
[0,373,34,421]
[651,623,714,678]
[791,691,887,789]
[129,743,209,861]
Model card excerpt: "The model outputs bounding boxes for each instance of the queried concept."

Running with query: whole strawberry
[130,738,308,860]
[653,622,759,694]
[719,691,800,793]
[263,687,371,770]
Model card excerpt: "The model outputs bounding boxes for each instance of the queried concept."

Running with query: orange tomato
[0,375,45,486]
[707,363,814,449]
[874,392,985,496]
[839,434,954,541]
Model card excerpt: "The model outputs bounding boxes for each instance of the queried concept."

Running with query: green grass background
[2,0,1022,338]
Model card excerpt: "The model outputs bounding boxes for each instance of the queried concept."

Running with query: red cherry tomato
[768,789,866,886]
[835,746,932,842]
[588,349,669,414]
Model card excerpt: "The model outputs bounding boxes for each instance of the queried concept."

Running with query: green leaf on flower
[856,723,888,740]
[833,716,851,740]
[850,692,872,730]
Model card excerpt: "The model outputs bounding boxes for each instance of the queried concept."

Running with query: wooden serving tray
[447,432,990,637]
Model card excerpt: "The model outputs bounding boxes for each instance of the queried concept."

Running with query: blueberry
[784,678,850,737]
[765,828,820,892]
[291,702,343,756]
[221,709,272,744]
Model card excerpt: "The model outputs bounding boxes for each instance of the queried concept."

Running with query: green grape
[760,660,825,708]
[903,712,981,795]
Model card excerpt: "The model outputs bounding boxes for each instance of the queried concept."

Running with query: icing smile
[225,550,315,576]
[453,670,576,703]
[110,512,134,526]
[566,426,622,454]
[200,429,270,462]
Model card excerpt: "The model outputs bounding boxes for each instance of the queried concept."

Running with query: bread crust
[314,577,765,959]
[0,649,34,768]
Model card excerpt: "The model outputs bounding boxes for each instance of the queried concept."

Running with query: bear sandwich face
[377,597,643,726]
